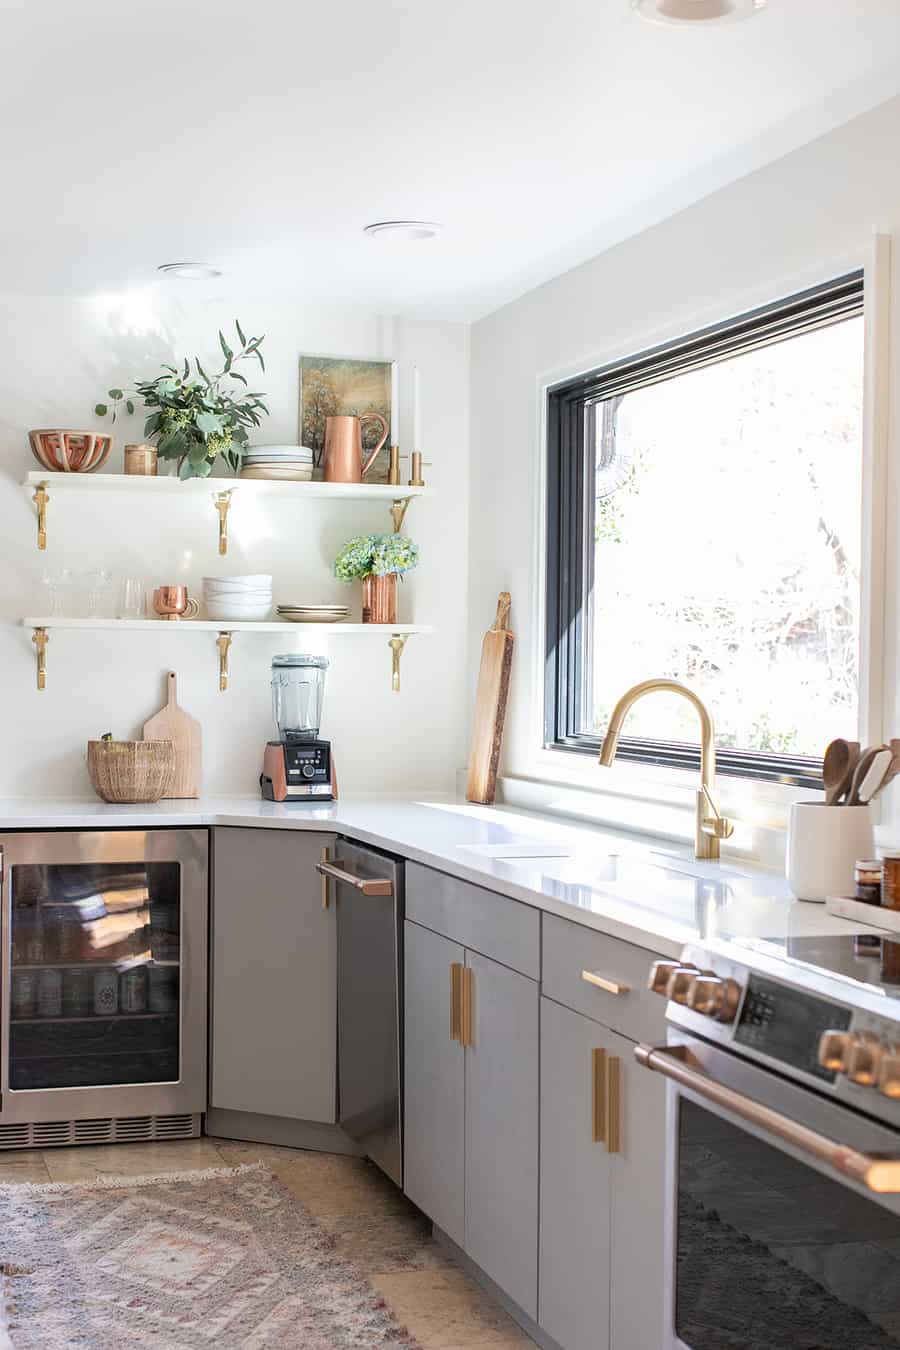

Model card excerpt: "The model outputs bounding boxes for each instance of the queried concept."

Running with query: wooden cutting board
[466,592,514,805]
[143,672,201,799]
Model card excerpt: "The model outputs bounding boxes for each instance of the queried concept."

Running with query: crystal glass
[82,569,113,618]
[118,578,146,620]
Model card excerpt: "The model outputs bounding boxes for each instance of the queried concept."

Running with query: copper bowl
[29,429,113,473]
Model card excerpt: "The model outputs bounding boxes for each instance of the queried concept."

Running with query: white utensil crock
[786,802,874,902]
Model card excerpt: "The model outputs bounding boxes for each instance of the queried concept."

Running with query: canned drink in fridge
[64,969,93,1017]
[120,968,147,1014]
[11,971,37,1019]
[37,969,62,1018]
[93,969,119,1016]
[147,965,179,1015]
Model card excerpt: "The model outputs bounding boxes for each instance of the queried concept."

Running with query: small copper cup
[153,586,199,621]
[124,444,158,476]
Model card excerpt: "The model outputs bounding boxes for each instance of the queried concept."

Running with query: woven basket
[87,740,176,803]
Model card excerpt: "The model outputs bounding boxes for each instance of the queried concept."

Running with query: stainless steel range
[636,933,900,1350]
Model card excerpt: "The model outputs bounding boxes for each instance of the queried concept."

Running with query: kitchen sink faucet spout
[598,678,734,860]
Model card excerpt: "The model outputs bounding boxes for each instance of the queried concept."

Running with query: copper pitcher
[323,413,389,483]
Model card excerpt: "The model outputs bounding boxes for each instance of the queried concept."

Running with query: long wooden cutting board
[143,672,201,799]
[466,592,514,805]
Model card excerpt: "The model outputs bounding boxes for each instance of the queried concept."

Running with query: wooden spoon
[846,745,883,806]
[822,738,859,805]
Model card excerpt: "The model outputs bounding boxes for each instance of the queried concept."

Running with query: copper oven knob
[667,966,701,1006]
[846,1036,884,1087]
[688,975,742,1022]
[878,1049,900,1100]
[647,961,681,997]
[818,1030,853,1073]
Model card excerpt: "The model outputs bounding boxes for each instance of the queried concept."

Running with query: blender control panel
[284,742,332,795]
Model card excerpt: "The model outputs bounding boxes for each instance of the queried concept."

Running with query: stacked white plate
[204,574,273,621]
[276,605,349,625]
[240,445,314,481]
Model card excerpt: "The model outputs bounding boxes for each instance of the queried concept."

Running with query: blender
[260,654,336,801]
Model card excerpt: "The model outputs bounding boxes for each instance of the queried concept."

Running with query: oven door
[638,1031,900,1350]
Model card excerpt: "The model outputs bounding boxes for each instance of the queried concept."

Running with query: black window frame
[545,270,865,789]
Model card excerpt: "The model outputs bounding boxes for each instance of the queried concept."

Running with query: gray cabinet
[539,995,666,1350]
[465,950,540,1319]
[404,914,540,1319]
[403,919,466,1246]
[211,827,337,1124]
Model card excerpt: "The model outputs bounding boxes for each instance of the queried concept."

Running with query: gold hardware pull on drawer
[315,859,394,896]
[450,963,463,1042]
[320,847,331,909]
[606,1056,621,1154]
[582,970,630,996]
[460,966,474,1048]
[592,1047,607,1143]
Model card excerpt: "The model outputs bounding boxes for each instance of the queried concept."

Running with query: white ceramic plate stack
[203,575,273,621]
[276,605,349,625]
[240,446,314,481]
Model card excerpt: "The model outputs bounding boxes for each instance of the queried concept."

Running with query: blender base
[260,739,336,802]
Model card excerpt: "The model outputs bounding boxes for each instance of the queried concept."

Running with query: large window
[546,273,864,786]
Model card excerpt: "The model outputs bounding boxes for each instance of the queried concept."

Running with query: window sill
[495,747,825,871]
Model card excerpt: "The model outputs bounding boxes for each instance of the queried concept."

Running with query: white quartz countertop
[0,795,886,961]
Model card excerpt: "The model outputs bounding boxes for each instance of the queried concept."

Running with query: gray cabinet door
[403,919,466,1246]
[210,827,337,1123]
[539,996,612,1350]
[609,1024,666,1350]
[464,951,540,1320]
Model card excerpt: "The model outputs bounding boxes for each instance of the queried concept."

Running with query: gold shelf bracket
[32,481,49,550]
[390,496,413,533]
[388,633,409,693]
[216,631,233,691]
[32,626,49,691]
[213,489,234,556]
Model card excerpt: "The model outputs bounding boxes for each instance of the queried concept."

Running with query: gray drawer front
[406,862,540,979]
[542,913,665,1043]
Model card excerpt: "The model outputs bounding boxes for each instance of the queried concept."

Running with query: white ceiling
[3,0,899,319]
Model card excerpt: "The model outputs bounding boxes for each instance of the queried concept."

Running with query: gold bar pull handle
[460,966,474,1048]
[450,963,463,1042]
[592,1047,607,1143]
[582,970,630,996]
[320,847,331,909]
[605,1056,621,1154]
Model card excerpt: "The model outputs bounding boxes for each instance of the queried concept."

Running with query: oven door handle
[315,860,393,897]
[635,1042,900,1195]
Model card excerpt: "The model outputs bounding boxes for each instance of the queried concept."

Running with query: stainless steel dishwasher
[317,838,404,1186]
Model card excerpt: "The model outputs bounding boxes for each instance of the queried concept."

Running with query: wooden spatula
[466,593,514,806]
[143,672,201,799]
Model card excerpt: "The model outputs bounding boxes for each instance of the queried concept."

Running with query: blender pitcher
[271,654,329,741]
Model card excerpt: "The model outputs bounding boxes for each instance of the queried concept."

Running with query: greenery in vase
[94,321,268,478]
[333,534,419,581]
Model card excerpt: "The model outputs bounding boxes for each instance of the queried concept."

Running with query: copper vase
[362,574,397,624]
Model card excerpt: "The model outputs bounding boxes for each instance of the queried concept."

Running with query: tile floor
[0,1136,536,1349]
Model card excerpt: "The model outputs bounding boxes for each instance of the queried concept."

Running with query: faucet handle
[699,785,735,840]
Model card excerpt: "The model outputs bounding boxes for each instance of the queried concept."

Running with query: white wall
[0,290,469,798]
[468,95,900,857]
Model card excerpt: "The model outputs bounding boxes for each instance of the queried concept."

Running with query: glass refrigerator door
[8,861,181,1091]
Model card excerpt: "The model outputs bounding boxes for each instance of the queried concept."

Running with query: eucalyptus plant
[95,321,268,478]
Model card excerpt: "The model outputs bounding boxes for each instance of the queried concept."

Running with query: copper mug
[153,586,199,621]
[323,413,389,483]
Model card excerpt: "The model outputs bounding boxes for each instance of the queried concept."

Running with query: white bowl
[205,604,273,621]
[203,584,272,597]
[203,574,272,589]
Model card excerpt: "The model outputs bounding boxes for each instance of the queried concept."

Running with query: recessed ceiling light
[633,0,766,24]
[157,262,223,280]
[363,221,442,241]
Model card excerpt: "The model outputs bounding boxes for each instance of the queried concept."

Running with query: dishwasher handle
[636,1041,900,1195]
[315,859,394,897]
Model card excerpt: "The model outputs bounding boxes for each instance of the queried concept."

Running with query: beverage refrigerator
[0,830,208,1149]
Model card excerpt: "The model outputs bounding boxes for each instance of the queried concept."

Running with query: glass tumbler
[118,578,146,620]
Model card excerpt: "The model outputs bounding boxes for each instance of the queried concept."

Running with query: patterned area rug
[0,1164,422,1349]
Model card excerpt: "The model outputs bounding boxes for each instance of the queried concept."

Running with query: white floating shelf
[21,618,434,635]
[23,470,428,500]
[23,471,429,552]
[22,618,433,693]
